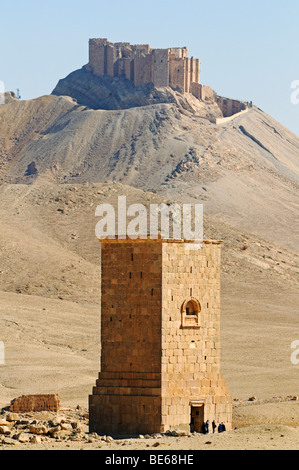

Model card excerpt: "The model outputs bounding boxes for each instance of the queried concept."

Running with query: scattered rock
[29,424,48,435]
[17,419,31,426]
[6,413,19,422]
[71,421,84,433]
[30,435,42,444]
[16,432,31,443]
[0,419,9,426]
[88,432,100,439]
[60,423,73,432]
[166,430,180,437]
[3,437,19,446]
[69,434,83,442]
[0,425,11,435]
[174,430,190,437]
[49,417,64,427]
[48,426,61,435]
[0,408,91,445]
[52,430,70,440]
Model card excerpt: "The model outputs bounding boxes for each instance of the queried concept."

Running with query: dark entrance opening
[190,404,204,433]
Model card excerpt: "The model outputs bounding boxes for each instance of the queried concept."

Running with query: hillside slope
[0,93,298,252]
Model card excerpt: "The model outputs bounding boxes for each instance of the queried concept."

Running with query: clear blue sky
[1,0,298,136]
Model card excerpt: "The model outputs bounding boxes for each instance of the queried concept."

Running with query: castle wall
[134,44,151,53]
[217,96,247,117]
[124,58,133,81]
[190,82,201,100]
[190,83,216,102]
[153,49,170,88]
[89,39,106,76]
[191,58,200,84]
[114,58,123,77]
[184,58,201,93]
[169,57,185,92]
[106,44,115,77]
[214,108,249,125]
[134,55,153,87]
[184,58,191,93]
[169,47,188,59]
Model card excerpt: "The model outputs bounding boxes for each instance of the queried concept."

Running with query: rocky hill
[52,66,183,110]
[0,86,298,251]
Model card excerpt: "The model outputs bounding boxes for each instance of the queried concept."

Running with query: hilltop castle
[88,38,249,117]
[89,38,208,100]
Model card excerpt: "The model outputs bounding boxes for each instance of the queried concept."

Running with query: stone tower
[89,237,232,435]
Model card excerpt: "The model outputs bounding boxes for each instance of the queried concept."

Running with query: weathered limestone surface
[89,238,232,435]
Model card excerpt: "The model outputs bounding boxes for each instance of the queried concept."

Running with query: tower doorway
[190,403,204,433]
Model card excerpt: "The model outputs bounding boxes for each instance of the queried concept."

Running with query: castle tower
[89,237,232,435]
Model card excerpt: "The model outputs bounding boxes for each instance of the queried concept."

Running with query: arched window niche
[181,298,201,328]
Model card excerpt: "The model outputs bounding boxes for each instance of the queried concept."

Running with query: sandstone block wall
[169,56,185,92]
[89,238,232,435]
[90,239,163,434]
[153,49,170,88]
[10,395,60,413]
[89,38,107,76]
[100,240,162,374]
[161,241,232,431]
[184,58,200,93]
[169,47,189,59]
[190,83,217,102]
[134,55,153,88]
[214,108,249,125]
[217,96,247,117]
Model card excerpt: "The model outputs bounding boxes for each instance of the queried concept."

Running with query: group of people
[201,420,226,434]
